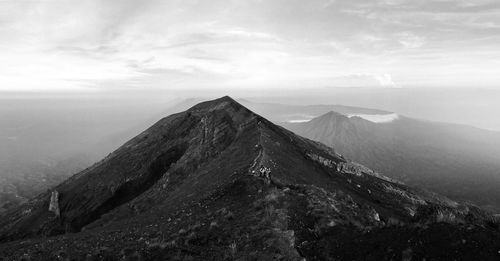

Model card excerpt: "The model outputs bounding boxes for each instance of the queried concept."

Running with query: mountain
[282,111,500,213]
[1,97,499,260]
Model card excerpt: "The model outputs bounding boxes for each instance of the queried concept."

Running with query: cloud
[374,74,398,88]
[347,113,400,123]
[0,0,499,91]
[397,32,425,48]
[328,73,399,88]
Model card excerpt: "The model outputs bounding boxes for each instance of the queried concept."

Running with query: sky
[1,0,500,92]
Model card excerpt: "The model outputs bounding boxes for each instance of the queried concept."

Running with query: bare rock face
[48,191,60,217]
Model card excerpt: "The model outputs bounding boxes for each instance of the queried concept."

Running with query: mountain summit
[1,97,499,260]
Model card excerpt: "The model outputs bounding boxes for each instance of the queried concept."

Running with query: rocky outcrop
[306,152,337,169]
[48,191,60,217]
[382,183,427,206]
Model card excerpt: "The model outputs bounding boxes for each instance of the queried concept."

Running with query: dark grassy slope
[282,111,500,213]
[1,97,499,260]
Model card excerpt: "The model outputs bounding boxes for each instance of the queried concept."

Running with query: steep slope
[282,111,500,213]
[1,97,499,260]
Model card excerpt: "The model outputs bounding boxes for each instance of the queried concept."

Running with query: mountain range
[1,97,499,260]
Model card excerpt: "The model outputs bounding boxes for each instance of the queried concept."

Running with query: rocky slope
[0,97,499,260]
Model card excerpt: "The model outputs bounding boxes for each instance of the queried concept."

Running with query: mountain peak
[322,110,347,118]
[188,95,242,112]
[308,110,349,125]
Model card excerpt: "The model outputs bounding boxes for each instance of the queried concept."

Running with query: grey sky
[1,0,499,91]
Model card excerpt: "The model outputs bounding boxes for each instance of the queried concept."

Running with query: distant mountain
[1,97,499,260]
[282,111,500,213]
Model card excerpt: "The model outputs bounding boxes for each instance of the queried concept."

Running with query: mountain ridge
[1,96,499,260]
